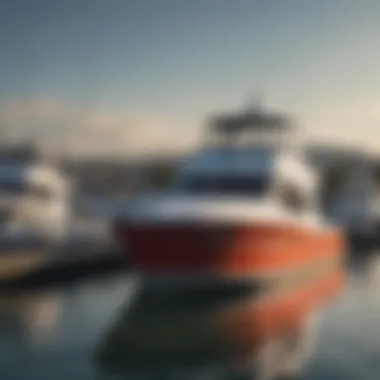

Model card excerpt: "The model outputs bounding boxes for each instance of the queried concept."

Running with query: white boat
[0,146,72,250]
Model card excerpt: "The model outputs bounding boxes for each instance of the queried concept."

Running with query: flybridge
[205,100,294,149]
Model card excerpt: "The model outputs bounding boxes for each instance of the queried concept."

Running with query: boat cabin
[176,102,319,215]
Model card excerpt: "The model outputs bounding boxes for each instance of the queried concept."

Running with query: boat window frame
[0,179,28,195]
[176,172,273,198]
[0,177,62,204]
[274,179,315,213]
[28,183,57,202]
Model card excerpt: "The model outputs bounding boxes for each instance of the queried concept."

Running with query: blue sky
[0,0,380,156]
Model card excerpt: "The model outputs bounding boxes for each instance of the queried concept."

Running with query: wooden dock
[0,242,130,293]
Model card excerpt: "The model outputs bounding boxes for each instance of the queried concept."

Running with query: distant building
[305,143,370,171]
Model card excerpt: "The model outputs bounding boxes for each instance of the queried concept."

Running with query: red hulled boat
[113,100,346,280]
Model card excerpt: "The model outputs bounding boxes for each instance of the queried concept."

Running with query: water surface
[0,253,378,379]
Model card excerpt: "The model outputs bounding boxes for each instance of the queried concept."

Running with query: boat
[0,145,72,244]
[0,143,72,278]
[327,168,380,250]
[113,99,346,279]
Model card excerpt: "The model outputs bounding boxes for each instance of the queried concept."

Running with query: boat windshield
[178,175,270,197]
[0,179,56,200]
[0,180,27,195]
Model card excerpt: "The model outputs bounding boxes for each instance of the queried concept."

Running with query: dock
[0,231,131,293]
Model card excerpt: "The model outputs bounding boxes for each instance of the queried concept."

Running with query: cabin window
[0,180,27,195]
[277,182,308,212]
[179,175,270,196]
[30,185,55,201]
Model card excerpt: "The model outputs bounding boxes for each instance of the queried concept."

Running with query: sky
[0,0,380,157]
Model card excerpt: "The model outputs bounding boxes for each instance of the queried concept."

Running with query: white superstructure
[0,159,72,245]
[126,101,328,231]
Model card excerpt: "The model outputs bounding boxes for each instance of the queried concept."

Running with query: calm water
[0,252,379,380]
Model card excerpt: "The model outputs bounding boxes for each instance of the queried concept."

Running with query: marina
[0,101,378,379]
[2,1,380,378]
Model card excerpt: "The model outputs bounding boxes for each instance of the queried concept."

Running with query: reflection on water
[0,292,61,347]
[301,252,380,380]
[0,253,380,379]
[97,267,343,379]
[0,275,137,379]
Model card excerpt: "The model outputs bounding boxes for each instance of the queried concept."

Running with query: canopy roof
[209,103,293,136]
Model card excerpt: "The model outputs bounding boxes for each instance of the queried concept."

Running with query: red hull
[114,222,345,276]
